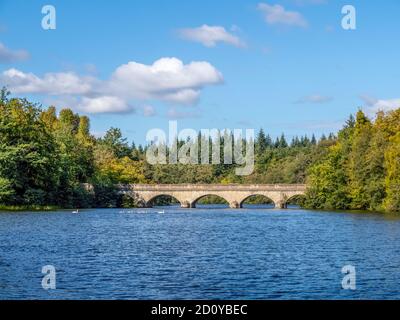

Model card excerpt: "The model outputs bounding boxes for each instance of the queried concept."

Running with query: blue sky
[0,0,399,144]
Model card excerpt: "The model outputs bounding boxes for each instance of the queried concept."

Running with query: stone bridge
[119,184,307,209]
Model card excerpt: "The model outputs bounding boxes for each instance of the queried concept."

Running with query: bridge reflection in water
[119,184,307,209]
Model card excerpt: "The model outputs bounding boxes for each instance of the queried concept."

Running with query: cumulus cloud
[372,99,400,112]
[360,95,400,115]
[0,42,29,63]
[108,57,223,104]
[0,57,223,114]
[258,3,308,28]
[179,25,245,47]
[2,68,95,95]
[295,94,333,104]
[78,96,131,114]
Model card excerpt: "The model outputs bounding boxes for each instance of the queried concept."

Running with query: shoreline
[0,205,397,216]
[0,205,60,212]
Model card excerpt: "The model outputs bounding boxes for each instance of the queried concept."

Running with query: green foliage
[1,90,400,212]
[305,109,400,212]
[0,177,14,203]
[0,91,97,208]
[92,182,121,208]
[100,127,131,158]
[347,110,373,209]
[0,96,60,206]
[304,143,350,210]
[384,132,400,212]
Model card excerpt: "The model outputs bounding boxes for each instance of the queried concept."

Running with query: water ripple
[0,207,400,299]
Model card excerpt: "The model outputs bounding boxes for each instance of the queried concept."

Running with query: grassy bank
[0,205,60,212]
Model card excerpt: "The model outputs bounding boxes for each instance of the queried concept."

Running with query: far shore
[0,205,397,217]
[0,205,60,212]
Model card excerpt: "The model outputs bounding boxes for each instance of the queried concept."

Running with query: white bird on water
[72,209,79,214]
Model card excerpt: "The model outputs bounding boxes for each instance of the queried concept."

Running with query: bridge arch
[284,193,307,208]
[190,194,230,209]
[240,194,275,209]
[146,194,181,207]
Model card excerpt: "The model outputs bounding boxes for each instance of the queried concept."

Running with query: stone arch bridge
[119,184,307,209]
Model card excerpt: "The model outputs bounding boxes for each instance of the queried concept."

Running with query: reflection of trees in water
[242,195,274,205]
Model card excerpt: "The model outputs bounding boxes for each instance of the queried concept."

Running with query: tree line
[0,89,399,212]
[304,109,400,212]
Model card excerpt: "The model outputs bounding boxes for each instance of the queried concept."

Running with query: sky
[0,0,399,145]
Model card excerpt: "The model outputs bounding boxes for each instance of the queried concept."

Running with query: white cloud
[179,25,245,47]
[78,96,131,114]
[108,57,223,104]
[295,94,333,104]
[360,95,400,114]
[373,99,400,112]
[2,68,94,95]
[0,57,223,113]
[258,3,308,28]
[0,42,29,63]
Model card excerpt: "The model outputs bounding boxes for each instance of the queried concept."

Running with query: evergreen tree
[256,129,268,153]
[101,127,131,158]
[279,133,288,148]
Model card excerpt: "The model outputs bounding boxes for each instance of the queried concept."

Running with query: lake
[1,206,400,300]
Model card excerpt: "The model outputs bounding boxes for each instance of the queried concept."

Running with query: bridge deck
[122,184,307,192]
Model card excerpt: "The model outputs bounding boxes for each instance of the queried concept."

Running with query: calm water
[1,206,400,300]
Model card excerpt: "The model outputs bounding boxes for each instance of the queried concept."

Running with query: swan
[72,209,79,214]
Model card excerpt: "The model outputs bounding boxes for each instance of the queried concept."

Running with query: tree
[278,133,288,148]
[256,129,269,154]
[101,127,131,158]
[0,87,10,104]
[0,177,14,203]
[0,98,60,205]
[305,143,350,210]
[49,108,95,207]
[59,108,80,134]
[311,134,317,145]
[364,113,387,210]
[347,110,373,209]
[40,106,57,130]
[1,91,400,212]
[384,133,400,212]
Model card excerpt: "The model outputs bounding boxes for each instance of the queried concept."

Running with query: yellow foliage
[96,152,147,184]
